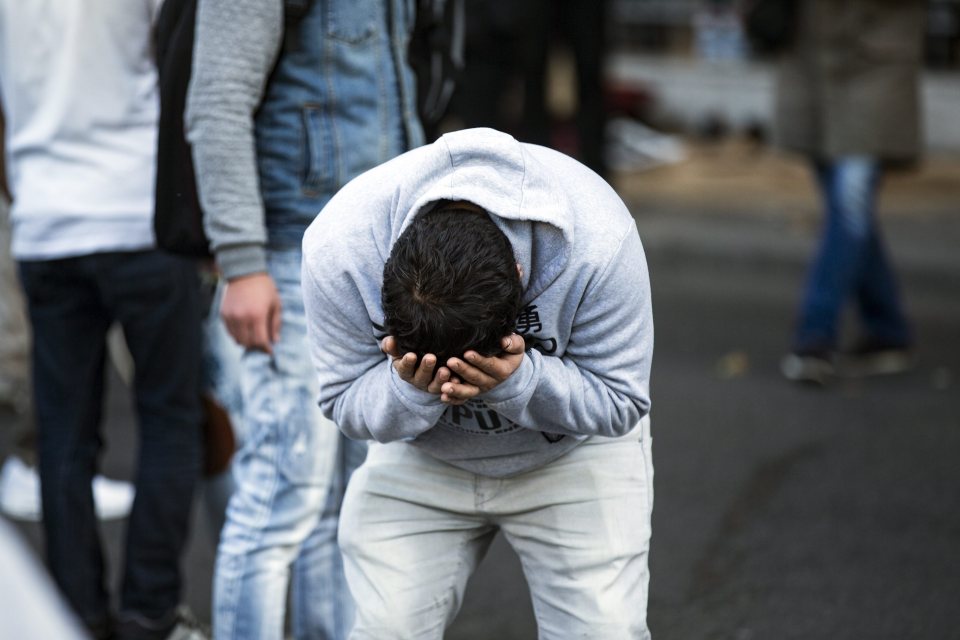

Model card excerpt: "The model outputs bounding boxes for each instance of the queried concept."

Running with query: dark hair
[382,204,523,365]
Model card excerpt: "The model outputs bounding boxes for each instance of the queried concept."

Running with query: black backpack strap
[153,0,209,258]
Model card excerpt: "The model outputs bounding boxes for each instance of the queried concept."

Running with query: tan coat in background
[775,0,926,163]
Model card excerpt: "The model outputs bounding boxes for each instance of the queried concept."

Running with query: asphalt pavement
[2,141,959,639]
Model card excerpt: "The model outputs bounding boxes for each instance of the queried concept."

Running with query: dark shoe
[84,616,115,640]
[115,606,209,640]
[162,607,209,640]
[841,340,915,377]
[781,350,835,386]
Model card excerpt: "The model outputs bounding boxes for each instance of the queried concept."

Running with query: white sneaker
[0,456,135,522]
[0,456,41,520]
[92,473,136,520]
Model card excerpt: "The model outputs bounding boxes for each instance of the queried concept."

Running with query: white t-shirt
[0,0,164,259]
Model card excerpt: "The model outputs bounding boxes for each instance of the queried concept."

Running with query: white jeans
[339,417,654,639]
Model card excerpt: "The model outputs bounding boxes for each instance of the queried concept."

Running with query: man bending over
[302,127,655,639]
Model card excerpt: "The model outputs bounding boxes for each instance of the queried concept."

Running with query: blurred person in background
[2,185,140,526]
[776,0,924,385]
[2,155,136,524]
[0,109,36,513]
[447,0,608,176]
[446,0,528,135]
[185,0,423,637]
[0,1,206,638]
[3,111,137,523]
[519,0,609,178]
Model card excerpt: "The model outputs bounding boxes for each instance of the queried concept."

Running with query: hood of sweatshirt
[381,127,573,302]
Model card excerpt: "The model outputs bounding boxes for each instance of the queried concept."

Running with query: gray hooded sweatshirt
[302,128,653,477]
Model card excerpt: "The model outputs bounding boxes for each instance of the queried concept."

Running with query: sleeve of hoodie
[185,0,282,279]
[481,226,654,438]
[301,188,450,443]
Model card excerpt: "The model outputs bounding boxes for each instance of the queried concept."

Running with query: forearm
[324,360,447,442]
[185,0,282,279]
[484,350,650,437]
[304,265,447,441]
[485,230,653,437]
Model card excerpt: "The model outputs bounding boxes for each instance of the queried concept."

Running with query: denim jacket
[258,0,425,248]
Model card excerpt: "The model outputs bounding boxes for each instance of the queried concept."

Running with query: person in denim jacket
[186,0,424,638]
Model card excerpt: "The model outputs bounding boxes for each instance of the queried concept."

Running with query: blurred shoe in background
[115,604,210,640]
[780,349,835,386]
[0,456,135,522]
[606,117,686,173]
[840,340,916,377]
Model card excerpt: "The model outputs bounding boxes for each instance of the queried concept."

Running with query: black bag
[743,0,799,54]
[409,0,466,136]
[152,0,315,258]
[153,0,208,257]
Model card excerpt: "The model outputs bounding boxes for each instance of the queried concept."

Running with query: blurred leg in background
[449,0,527,135]
[520,0,609,178]
[1,196,136,523]
[783,156,913,383]
[18,251,204,638]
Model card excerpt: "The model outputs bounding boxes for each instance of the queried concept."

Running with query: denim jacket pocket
[326,0,377,43]
[302,104,335,196]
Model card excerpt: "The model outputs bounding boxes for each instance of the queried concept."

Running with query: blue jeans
[17,250,203,629]
[793,157,911,351]
[199,279,246,541]
[213,249,366,640]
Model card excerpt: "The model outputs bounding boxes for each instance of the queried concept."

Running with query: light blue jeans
[339,418,654,640]
[200,278,245,542]
[213,249,367,640]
